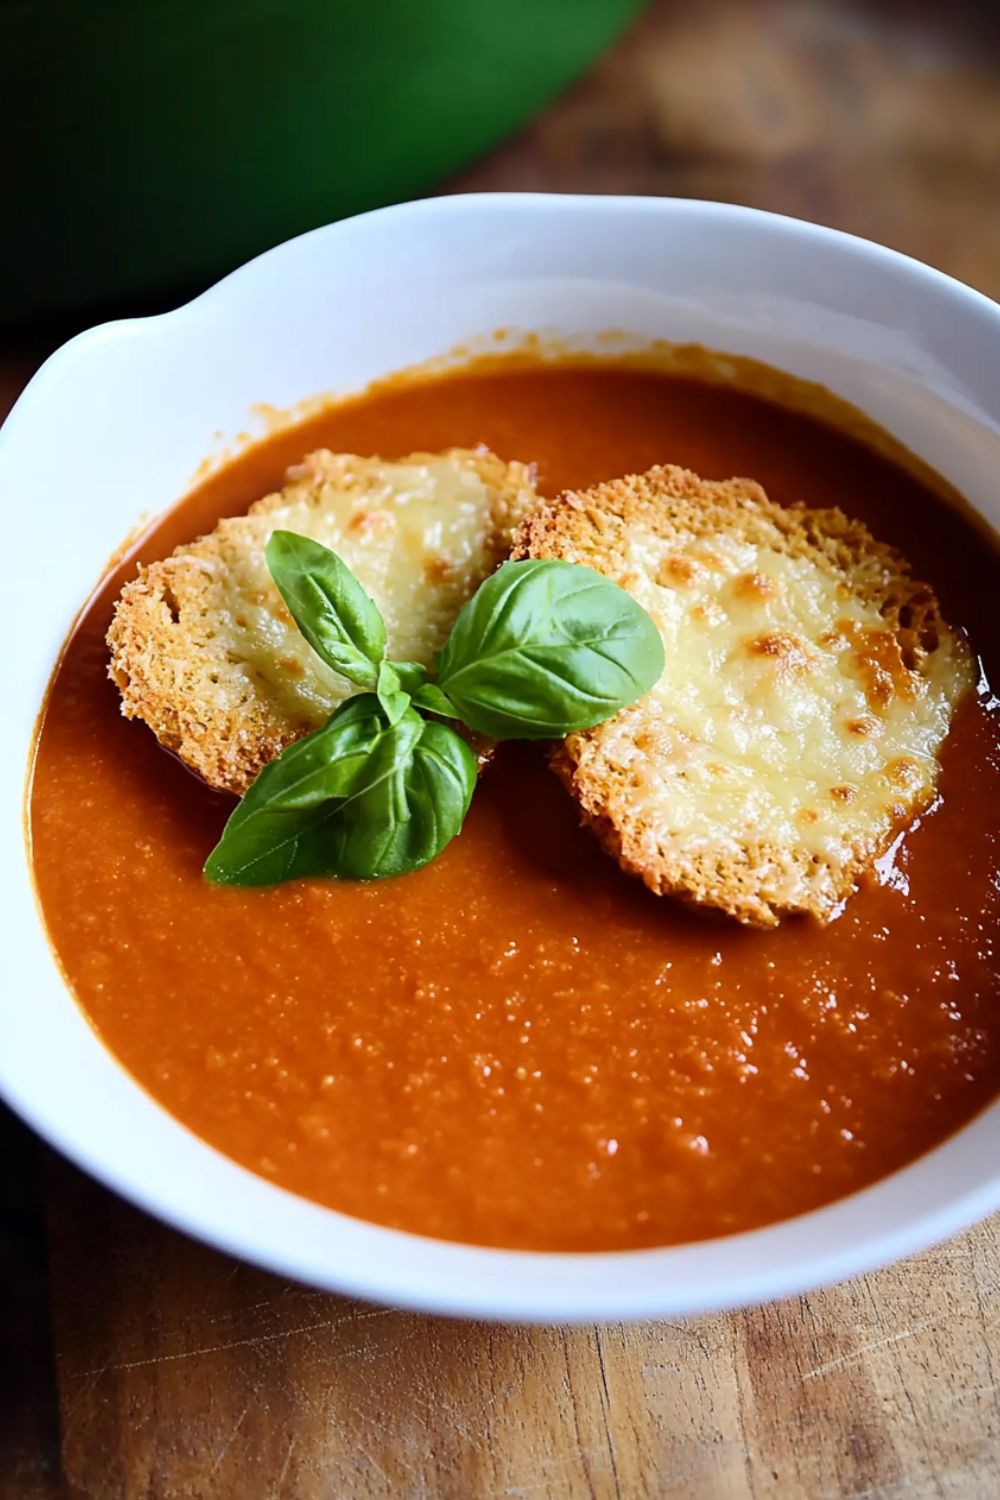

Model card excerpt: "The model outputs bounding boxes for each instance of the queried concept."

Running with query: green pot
[1,0,642,325]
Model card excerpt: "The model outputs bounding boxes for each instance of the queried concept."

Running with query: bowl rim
[4,191,1000,1322]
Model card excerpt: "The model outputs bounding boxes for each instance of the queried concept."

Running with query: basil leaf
[391,661,429,693]
[266,530,386,688]
[204,696,476,886]
[410,681,460,719]
[328,712,477,879]
[376,660,411,726]
[435,559,665,738]
[390,661,459,718]
[204,696,392,883]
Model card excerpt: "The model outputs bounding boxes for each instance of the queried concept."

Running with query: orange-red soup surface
[29,361,1000,1250]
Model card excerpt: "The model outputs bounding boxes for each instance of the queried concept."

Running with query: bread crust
[512,464,971,926]
[108,449,537,794]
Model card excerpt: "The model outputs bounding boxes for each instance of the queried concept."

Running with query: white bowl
[3,194,999,1322]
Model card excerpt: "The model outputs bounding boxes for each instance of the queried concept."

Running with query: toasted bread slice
[513,464,973,926]
[108,449,538,794]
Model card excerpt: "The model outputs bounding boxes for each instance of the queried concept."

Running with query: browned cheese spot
[656,555,698,587]
[348,509,393,538]
[424,555,455,585]
[838,618,915,711]
[885,756,922,789]
[733,570,777,602]
[634,724,673,762]
[745,630,813,677]
[691,546,726,572]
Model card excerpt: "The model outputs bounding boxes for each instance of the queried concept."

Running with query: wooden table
[4,1,999,1494]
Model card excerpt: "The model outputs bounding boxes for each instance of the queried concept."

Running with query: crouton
[108,449,539,794]
[512,464,973,926]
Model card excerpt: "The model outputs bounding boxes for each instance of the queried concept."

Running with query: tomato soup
[28,361,1000,1250]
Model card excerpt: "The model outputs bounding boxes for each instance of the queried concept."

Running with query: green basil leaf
[328,712,477,879]
[204,696,392,883]
[204,696,476,886]
[391,660,429,694]
[266,530,386,688]
[435,559,665,739]
[391,661,460,718]
[410,681,460,719]
[376,660,411,726]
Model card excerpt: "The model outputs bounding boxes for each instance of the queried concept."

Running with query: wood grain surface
[3,1,999,1495]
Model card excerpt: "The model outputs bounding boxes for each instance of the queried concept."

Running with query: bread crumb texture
[108,450,538,793]
[513,464,973,926]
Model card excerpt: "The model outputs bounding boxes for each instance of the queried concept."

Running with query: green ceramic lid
[0,0,642,324]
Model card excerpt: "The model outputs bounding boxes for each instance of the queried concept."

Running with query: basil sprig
[206,534,664,886]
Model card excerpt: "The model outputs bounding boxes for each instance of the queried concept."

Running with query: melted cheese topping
[614,526,973,870]
[193,453,516,723]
